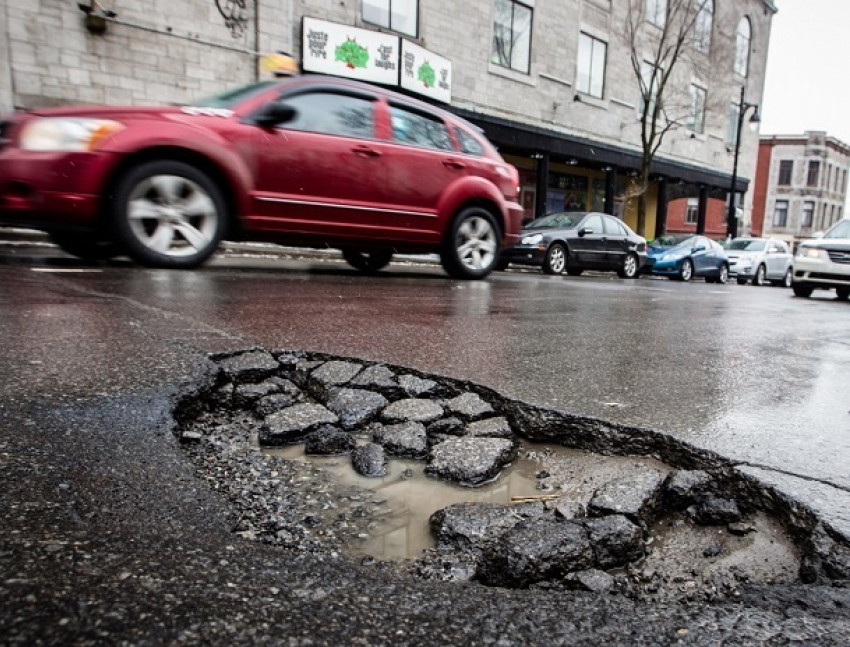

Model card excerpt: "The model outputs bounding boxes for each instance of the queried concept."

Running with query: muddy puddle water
[266,443,549,560]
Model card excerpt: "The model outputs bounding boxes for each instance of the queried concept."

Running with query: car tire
[617,252,639,279]
[111,160,226,269]
[440,206,500,280]
[342,249,393,273]
[753,264,766,286]
[837,287,850,301]
[543,243,567,275]
[792,284,813,298]
[717,264,729,285]
[49,231,121,262]
[782,268,793,288]
[736,276,748,285]
[679,258,693,282]
[566,268,583,276]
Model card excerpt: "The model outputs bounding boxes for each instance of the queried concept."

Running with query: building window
[640,61,662,118]
[734,17,751,77]
[773,200,788,227]
[687,84,706,134]
[726,101,740,147]
[807,160,821,187]
[694,0,713,53]
[802,201,814,227]
[491,0,533,74]
[646,0,667,28]
[685,198,698,224]
[778,160,793,186]
[842,169,847,194]
[576,33,607,99]
[363,0,418,37]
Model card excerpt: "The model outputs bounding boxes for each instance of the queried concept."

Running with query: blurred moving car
[645,234,729,283]
[499,211,647,278]
[726,237,793,287]
[792,219,850,300]
[0,75,523,279]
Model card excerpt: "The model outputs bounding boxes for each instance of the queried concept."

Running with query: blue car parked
[644,234,730,283]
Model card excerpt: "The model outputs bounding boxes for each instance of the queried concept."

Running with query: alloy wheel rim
[552,248,565,273]
[624,255,636,276]
[682,261,692,281]
[127,174,219,257]
[457,215,497,270]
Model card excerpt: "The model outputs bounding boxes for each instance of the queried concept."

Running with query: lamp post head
[748,107,761,131]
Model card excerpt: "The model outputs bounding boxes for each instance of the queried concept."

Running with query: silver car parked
[726,237,794,287]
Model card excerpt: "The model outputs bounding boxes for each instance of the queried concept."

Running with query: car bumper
[645,257,681,276]
[501,244,546,267]
[0,149,116,231]
[792,257,850,288]
[728,261,756,278]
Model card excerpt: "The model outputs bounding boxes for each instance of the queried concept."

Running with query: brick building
[752,132,850,245]
[0,0,777,239]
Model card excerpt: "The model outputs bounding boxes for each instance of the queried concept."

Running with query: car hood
[647,246,685,259]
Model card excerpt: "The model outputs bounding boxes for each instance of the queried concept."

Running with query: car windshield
[524,212,585,229]
[824,220,850,239]
[727,239,766,251]
[192,81,280,109]
[651,234,694,248]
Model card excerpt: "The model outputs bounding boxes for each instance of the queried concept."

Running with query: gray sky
[760,0,850,146]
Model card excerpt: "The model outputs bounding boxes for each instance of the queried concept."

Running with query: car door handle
[442,158,466,170]
[352,145,382,157]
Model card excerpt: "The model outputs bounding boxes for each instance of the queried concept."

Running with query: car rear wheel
[792,284,813,298]
[753,264,766,286]
[440,207,500,280]
[679,258,693,282]
[837,287,850,301]
[112,160,226,269]
[716,264,729,284]
[617,252,639,279]
[543,243,567,275]
[48,231,120,262]
[342,249,393,273]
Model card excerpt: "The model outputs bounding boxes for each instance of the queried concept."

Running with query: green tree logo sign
[335,38,369,69]
[417,60,436,88]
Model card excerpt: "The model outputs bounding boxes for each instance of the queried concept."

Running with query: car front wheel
[617,252,639,279]
[342,249,393,273]
[782,268,793,288]
[753,264,766,286]
[543,243,567,275]
[440,207,500,280]
[717,264,729,284]
[679,258,693,282]
[112,160,226,269]
[792,284,813,298]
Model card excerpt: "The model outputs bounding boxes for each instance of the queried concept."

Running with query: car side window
[389,105,453,151]
[583,215,603,234]
[454,126,485,156]
[276,92,375,139]
[602,217,627,236]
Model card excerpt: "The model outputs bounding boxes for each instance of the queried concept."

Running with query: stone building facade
[0,0,777,238]
[752,132,850,243]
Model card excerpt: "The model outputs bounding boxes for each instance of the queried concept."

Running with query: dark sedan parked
[500,211,648,278]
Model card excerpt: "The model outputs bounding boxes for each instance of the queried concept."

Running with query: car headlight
[20,118,125,152]
[521,233,544,245]
[797,247,828,261]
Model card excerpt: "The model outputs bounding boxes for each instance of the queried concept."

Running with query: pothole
[173,348,850,601]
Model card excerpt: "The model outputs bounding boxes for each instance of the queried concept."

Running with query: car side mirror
[253,102,296,127]
[578,228,591,237]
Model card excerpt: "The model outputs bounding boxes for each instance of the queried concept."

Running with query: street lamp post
[727,86,760,239]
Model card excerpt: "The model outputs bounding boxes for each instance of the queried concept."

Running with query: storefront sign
[400,40,452,104]
[302,17,399,86]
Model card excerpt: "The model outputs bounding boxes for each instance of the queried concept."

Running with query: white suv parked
[792,220,850,300]
[726,237,794,287]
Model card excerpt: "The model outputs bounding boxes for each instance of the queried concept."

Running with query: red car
[0,75,523,279]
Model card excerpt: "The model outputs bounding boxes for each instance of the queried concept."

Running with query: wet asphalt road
[2,243,850,644]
